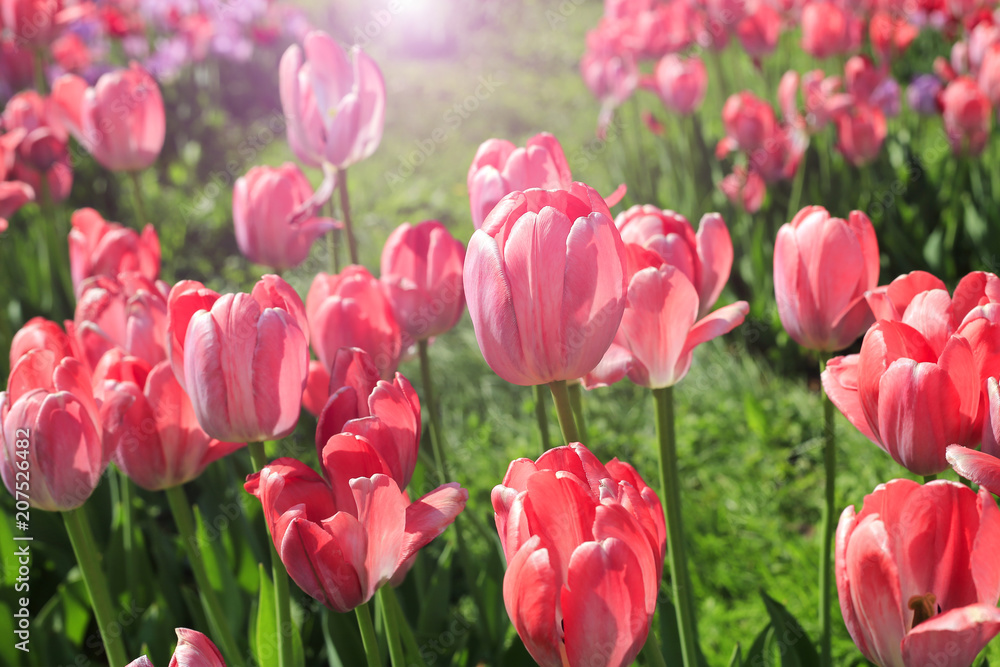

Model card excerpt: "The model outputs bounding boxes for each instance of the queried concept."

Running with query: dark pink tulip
[244,433,466,612]
[801,1,861,59]
[869,11,919,62]
[167,275,310,443]
[68,207,160,293]
[126,628,227,667]
[774,206,879,352]
[306,265,402,380]
[648,55,707,116]
[51,62,165,171]
[463,182,628,386]
[721,92,777,152]
[492,443,665,667]
[948,378,1000,493]
[380,220,465,343]
[864,271,947,323]
[233,162,338,271]
[940,77,992,156]
[467,133,572,230]
[735,3,781,62]
[0,0,63,45]
[833,103,887,166]
[280,30,385,169]
[74,272,169,369]
[836,479,1000,667]
[315,347,420,490]
[2,90,72,203]
[0,181,33,229]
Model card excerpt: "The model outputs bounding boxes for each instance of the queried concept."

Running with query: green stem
[384,588,426,667]
[248,441,268,471]
[533,384,552,452]
[355,601,383,667]
[164,485,245,667]
[338,168,359,265]
[786,154,807,221]
[923,474,938,483]
[567,382,588,443]
[128,170,148,229]
[418,340,448,479]
[376,587,405,666]
[119,473,138,603]
[642,632,669,667]
[819,359,836,667]
[326,196,340,274]
[548,380,580,444]
[32,49,48,94]
[652,387,698,667]
[61,507,130,667]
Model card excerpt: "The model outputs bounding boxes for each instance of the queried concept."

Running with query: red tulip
[380,221,465,344]
[721,92,777,152]
[52,62,165,171]
[280,30,385,169]
[648,55,707,116]
[774,206,879,352]
[126,628,227,667]
[836,479,1000,667]
[492,443,665,667]
[167,275,310,443]
[306,265,402,380]
[801,2,861,59]
[232,163,339,271]
[68,208,160,293]
[244,433,466,612]
[467,133,572,230]
[940,77,992,156]
[463,182,627,386]
[615,206,733,317]
[74,272,169,369]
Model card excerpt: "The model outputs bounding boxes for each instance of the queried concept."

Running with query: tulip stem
[548,380,580,445]
[384,588,426,667]
[923,474,937,483]
[652,386,699,667]
[376,587,405,666]
[62,507,131,667]
[418,340,448,479]
[356,601,383,667]
[246,442,294,667]
[119,473,139,603]
[819,359,836,667]
[326,197,340,274]
[128,170,148,229]
[164,485,246,667]
[641,632,669,667]
[567,382,588,443]
[338,167,359,265]
[534,385,552,452]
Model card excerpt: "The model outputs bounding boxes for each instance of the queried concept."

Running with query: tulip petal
[169,628,226,667]
[502,535,562,667]
[694,213,734,315]
[351,474,406,595]
[398,482,467,567]
[901,604,1000,667]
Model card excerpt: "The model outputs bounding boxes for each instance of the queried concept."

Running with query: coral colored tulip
[232,162,339,271]
[463,182,628,386]
[51,62,165,171]
[648,55,707,116]
[492,443,665,667]
[280,30,385,169]
[314,348,420,489]
[68,207,160,292]
[721,92,777,152]
[865,271,947,323]
[74,272,169,369]
[244,433,467,612]
[166,275,310,443]
[833,103,888,167]
[940,77,992,156]
[836,479,1000,667]
[948,378,1000,493]
[9,317,76,369]
[774,206,879,352]
[306,265,402,380]
[801,2,861,59]
[467,133,572,230]
[615,206,733,317]
[380,220,466,343]
[126,628,227,667]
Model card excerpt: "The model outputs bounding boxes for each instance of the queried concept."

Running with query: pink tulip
[721,92,777,152]
[74,272,169,369]
[836,479,1000,667]
[0,0,64,45]
[244,433,466,612]
[801,2,861,59]
[2,90,72,203]
[580,49,639,133]
[280,30,385,169]
[232,162,339,271]
[380,220,466,343]
[68,207,160,293]
[940,77,992,156]
[9,317,77,369]
[467,133,572,230]
[463,182,628,386]
[126,628,227,667]
[0,181,33,230]
[979,43,1000,108]
[648,55,707,116]
[864,271,948,323]
[51,62,165,171]
[306,266,402,380]
[869,11,919,62]
[314,347,421,490]
[735,3,781,62]
[833,103,887,166]
[166,275,309,443]
[774,206,879,352]
[492,443,665,667]
[719,166,766,214]
[615,206,734,317]
[948,377,1000,493]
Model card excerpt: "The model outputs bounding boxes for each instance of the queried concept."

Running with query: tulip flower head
[68,207,160,293]
[126,628,227,667]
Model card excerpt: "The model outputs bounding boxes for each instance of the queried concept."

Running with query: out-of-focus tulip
[51,33,91,74]
[907,74,944,115]
[869,11,919,62]
[774,206,879,352]
[492,443,665,667]
[833,103,887,166]
[280,30,385,169]
[74,272,169,369]
[721,92,777,152]
[0,181,33,229]
[948,377,1000,493]
[719,167,766,214]
[314,347,420,489]
[467,133,572,230]
[0,39,35,94]
[167,275,309,443]
[735,3,781,62]
[940,77,992,156]
[580,49,639,134]
[68,208,160,292]
[1,0,64,45]
[979,43,1000,107]
[836,479,1000,667]
[9,317,76,369]
[0,350,122,511]
[232,162,338,271]
[648,55,707,116]
[244,433,466,612]
[306,266,402,380]
[126,628,228,667]
[380,220,465,343]
[2,90,73,203]
[615,206,733,317]
[51,62,165,171]
[801,1,861,59]
[463,182,627,386]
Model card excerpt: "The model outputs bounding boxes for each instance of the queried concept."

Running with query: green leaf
[744,623,773,667]
[255,564,277,667]
[759,590,818,667]
[193,504,244,630]
[728,643,742,667]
